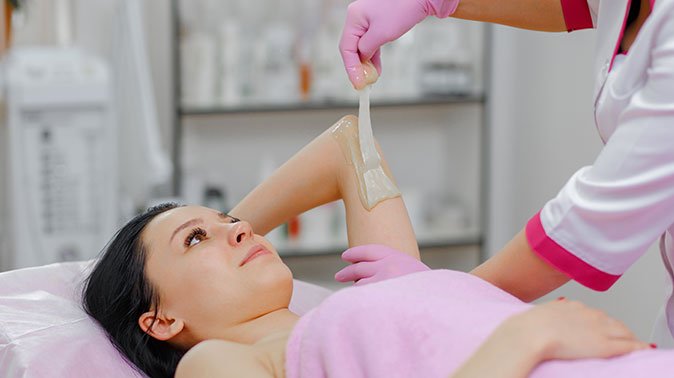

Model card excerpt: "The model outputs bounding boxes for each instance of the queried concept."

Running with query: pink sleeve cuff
[525,211,621,291]
[560,0,594,32]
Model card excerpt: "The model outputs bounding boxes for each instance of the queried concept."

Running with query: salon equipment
[3,47,117,268]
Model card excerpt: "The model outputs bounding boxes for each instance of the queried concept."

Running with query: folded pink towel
[286,270,673,377]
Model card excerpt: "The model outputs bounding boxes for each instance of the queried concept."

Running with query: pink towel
[286,270,674,377]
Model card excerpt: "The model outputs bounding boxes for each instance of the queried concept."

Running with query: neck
[229,308,299,345]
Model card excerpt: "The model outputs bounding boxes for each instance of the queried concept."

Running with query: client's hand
[452,298,653,377]
[334,244,430,286]
[503,298,653,361]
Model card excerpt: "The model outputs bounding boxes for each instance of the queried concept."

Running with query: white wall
[488,25,666,340]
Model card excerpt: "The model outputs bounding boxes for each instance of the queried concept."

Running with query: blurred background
[0,0,665,340]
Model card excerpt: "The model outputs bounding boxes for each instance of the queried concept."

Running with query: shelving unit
[170,0,491,262]
[180,94,484,116]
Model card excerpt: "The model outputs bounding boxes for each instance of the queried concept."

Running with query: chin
[258,263,294,306]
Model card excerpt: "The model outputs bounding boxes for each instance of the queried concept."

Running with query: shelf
[179,93,485,116]
[277,228,481,258]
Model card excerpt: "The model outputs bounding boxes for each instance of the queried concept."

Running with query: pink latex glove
[339,0,461,89]
[334,244,430,286]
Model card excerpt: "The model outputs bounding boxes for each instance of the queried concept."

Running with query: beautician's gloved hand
[339,0,461,89]
[334,244,430,286]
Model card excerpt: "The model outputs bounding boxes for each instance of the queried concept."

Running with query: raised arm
[230,115,420,259]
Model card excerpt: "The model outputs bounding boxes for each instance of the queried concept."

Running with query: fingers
[340,3,368,89]
[353,275,379,286]
[334,261,377,283]
[370,49,382,75]
[601,315,653,358]
[341,244,392,263]
[356,28,383,65]
[561,300,637,340]
[600,339,653,358]
[603,317,636,340]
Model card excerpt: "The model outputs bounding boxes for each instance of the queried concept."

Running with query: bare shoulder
[176,339,275,378]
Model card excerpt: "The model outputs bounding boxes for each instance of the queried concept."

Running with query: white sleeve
[527,4,674,291]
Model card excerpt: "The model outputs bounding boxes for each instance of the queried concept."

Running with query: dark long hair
[82,203,183,378]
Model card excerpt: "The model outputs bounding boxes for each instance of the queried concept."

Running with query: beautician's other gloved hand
[334,244,430,286]
[339,0,461,89]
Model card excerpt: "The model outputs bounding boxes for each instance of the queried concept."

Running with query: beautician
[337,0,674,346]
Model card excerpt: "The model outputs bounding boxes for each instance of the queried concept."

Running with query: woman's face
[141,205,293,343]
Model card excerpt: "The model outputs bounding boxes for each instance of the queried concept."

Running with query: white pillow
[0,261,332,377]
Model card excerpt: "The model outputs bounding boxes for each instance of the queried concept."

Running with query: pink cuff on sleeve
[525,211,620,291]
[560,0,594,32]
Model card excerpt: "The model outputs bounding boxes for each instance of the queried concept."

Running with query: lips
[239,244,271,266]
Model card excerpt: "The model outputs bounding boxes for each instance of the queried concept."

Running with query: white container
[181,31,217,107]
[218,21,242,106]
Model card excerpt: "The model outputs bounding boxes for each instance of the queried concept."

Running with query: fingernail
[557,296,566,301]
[650,343,658,349]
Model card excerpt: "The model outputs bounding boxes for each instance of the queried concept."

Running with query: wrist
[426,0,460,18]
[462,318,543,378]
[499,313,552,365]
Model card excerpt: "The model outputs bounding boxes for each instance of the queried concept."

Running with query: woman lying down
[83,115,672,378]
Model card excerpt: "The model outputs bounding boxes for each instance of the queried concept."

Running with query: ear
[138,310,185,341]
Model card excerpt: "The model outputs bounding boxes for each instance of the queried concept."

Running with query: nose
[228,220,254,246]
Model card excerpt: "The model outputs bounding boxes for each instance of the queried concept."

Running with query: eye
[228,216,241,223]
[184,227,207,248]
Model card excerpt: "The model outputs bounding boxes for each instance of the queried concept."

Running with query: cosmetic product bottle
[181,31,217,107]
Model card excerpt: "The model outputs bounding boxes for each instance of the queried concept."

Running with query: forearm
[471,229,569,302]
[231,115,419,259]
[452,0,567,32]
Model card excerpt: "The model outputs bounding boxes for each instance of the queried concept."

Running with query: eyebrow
[170,218,204,244]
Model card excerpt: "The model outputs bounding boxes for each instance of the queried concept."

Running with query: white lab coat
[526,0,674,346]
